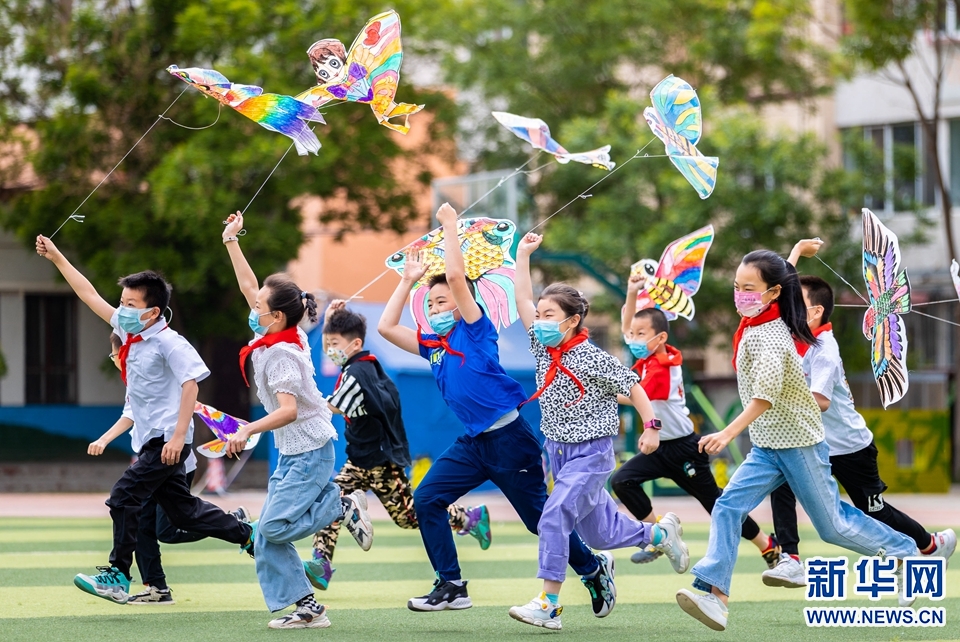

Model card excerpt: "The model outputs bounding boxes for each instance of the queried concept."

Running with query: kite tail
[375,101,425,134]
[288,121,322,156]
[475,269,518,329]
[410,285,430,331]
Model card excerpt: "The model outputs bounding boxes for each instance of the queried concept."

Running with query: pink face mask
[734,288,773,318]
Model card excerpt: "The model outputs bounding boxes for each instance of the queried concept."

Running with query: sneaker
[407,579,472,612]
[267,604,331,629]
[676,588,728,631]
[342,490,374,552]
[630,545,663,564]
[762,553,805,588]
[127,585,175,605]
[653,512,690,574]
[240,520,257,558]
[581,551,616,617]
[231,506,251,524]
[73,566,130,604]
[508,592,563,630]
[761,535,782,570]
[304,557,335,591]
[928,529,957,565]
[458,505,492,551]
[894,560,917,607]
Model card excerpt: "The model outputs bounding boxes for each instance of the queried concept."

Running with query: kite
[491,111,615,171]
[951,260,960,301]
[862,208,911,408]
[385,217,519,330]
[194,402,261,458]
[167,66,325,155]
[295,10,424,134]
[630,225,714,321]
[643,75,719,199]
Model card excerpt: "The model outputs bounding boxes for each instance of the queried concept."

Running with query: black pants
[135,469,208,588]
[771,441,931,555]
[107,437,251,579]
[610,433,761,541]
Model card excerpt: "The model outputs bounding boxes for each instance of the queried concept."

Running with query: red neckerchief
[238,326,304,387]
[796,322,832,357]
[632,344,683,374]
[118,334,143,386]
[527,329,591,407]
[417,326,466,366]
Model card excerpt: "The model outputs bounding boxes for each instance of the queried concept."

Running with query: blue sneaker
[240,520,257,558]
[581,551,616,617]
[458,505,492,551]
[73,566,130,604]
[304,556,335,590]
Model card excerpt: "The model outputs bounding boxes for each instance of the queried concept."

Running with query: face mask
[428,309,458,336]
[326,346,348,367]
[117,305,156,335]
[248,309,276,335]
[806,305,821,326]
[627,339,652,360]
[734,287,774,318]
[533,316,571,348]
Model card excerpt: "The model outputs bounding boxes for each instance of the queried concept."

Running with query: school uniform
[771,326,932,554]
[610,345,762,542]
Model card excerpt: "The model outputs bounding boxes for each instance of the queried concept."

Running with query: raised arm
[787,238,824,267]
[436,203,482,323]
[222,212,259,309]
[378,251,427,355]
[36,235,115,323]
[321,299,346,354]
[514,233,542,330]
[622,273,644,335]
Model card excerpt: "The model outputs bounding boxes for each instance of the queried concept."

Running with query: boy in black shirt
[304,301,491,590]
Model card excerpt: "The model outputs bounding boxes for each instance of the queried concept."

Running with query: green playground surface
[1,518,958,641]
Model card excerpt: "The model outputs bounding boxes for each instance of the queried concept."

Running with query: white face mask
[326,346,348,367]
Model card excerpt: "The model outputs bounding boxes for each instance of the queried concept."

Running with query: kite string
[159,102,222,130]
[49,86,190,238]
[836,299,958,308]
[813,255,870,305]
[911,309,960,328]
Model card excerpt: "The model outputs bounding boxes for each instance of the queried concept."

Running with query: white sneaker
[676,588,728,631]
[342,490,373,551]
[894,560,917,607]
[653,512,690,574]
[929,529,957,566]
[508,593,563,630]
[267,604,331,629]
[762,553,806,588]
[630,546,663,564]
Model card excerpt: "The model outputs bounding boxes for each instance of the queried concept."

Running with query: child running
[221,212,373,629]
[760,240,956,588]
[36,235,254,605]
[304,300,492,591]
[611,275,780,569]
[508,232,689,631]
[676,249,921,631]
[379,203,610,614]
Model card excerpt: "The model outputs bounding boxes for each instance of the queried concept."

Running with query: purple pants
[538,436,652,582]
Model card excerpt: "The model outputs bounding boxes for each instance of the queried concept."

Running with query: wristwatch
[643,418,662,431]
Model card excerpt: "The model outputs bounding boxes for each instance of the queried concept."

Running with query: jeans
[691,441,919,596]
[255,441,341,612]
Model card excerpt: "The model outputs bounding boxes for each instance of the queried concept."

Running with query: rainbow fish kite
[385,217,519,330]
[492,111,615,171]
[194,402,261,458]
[643,75,719,199]
[167,66,325,155]
[862,208,911,408]
[631,225,714,321]
[296,10,423,134]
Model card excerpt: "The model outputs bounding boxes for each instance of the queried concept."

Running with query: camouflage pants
[312,460,468,561]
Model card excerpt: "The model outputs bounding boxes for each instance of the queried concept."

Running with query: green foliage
[840,0,945,71]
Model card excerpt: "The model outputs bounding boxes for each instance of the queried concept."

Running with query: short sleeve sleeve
[328,372,366,417]
[807,350,840,399]
[164,341,210,385]
[265,351,303,397]
[417,332,435,360]
[462,312,495,340]
[589,348,640,397]
[640,361,671,401]
[121,398,134,422]
[748,334,786,404]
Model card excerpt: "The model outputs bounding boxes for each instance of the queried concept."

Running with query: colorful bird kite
[630,225,714,321]
[862,208,911,408]
[491,111,615,171]
[951,259,960,301]
[385,217,519,330]
[167,66,325,155]
[643,75,719,199]
[295,10,424,134]
[194,402,261,458]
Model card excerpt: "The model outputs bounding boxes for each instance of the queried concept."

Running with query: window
[25,295,77,404]
[843,123,934,213]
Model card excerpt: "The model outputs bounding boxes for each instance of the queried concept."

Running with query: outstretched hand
[517,232,543,255]
[436,202,458,228]
[224,211,244,239]
[35,235,62,262]
[403,250,428,284]
[325,299,346,322]
[626,273,645,293]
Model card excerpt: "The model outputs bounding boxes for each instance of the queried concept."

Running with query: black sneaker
[127,586,175,605]
[580,551,616,617]
[231,506,251,524]
[407,579,472,611]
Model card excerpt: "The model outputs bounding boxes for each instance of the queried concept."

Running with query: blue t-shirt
[418,313,528,437]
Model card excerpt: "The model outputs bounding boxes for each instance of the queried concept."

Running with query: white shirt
[802,329,873,456]
[121,399,197,473]
[112,312,210,450]
[250,327,336,456]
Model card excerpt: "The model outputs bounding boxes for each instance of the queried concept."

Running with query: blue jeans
[692,441,919,596]
[255,441,340,611]
[413,415,599,582]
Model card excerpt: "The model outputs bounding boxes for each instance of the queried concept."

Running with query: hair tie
[300,291,307,299]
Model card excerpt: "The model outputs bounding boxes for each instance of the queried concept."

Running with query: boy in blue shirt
[378,203,611,616]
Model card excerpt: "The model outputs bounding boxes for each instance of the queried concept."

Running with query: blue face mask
[533,316,571,348]
[117,305,156,335]
[428,309,458,336]
[248,309,276,335]
[627,339,651,360]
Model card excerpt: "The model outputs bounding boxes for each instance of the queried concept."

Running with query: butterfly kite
[295,10,424,134]
[385,217,519,330]
[167,66,325,156]
[491,111,615,171]
[630,225,714,321]
[194,402,261,458]
[951,260,960,301]
[862,208,911,408]
[643,75,719,199]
